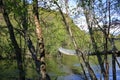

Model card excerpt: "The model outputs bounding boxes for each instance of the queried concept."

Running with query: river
[48,55,120,80]
[0,55,120,80]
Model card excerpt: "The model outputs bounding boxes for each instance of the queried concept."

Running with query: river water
[51,56,120,80]
[0,55,119,80]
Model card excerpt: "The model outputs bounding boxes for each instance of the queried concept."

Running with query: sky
[67,0,120,35]
[27,0,120,35]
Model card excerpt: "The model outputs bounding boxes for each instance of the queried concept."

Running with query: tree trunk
[84,13,106,79]
[112,53,116,80]
[54,1,97,79]
[81,0,106,78]
[110,38,116,80]
[0,0,25,80]
[33,0,50,80]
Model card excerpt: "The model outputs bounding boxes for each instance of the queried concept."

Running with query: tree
[56,0,120,79]
[0,0,51,79]
[0,0,25,80]
[33,0,50,79]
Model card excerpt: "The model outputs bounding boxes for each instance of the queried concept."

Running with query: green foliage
[0,60,18,80]
[46,57,65,75]
[115,34,120,50]
[92,27,104,51]
[0,26,15,58]
[0,2,90,79]
[1,0,89,56]
[39,9,89,55]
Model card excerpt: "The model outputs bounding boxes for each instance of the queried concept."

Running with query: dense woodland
[0,0,120,80]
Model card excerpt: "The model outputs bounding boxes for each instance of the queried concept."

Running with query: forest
[0,0,120,80]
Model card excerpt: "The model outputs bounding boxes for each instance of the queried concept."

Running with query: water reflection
[50,55,120,80]
[57,74,83,80]
[93,57,120,80]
